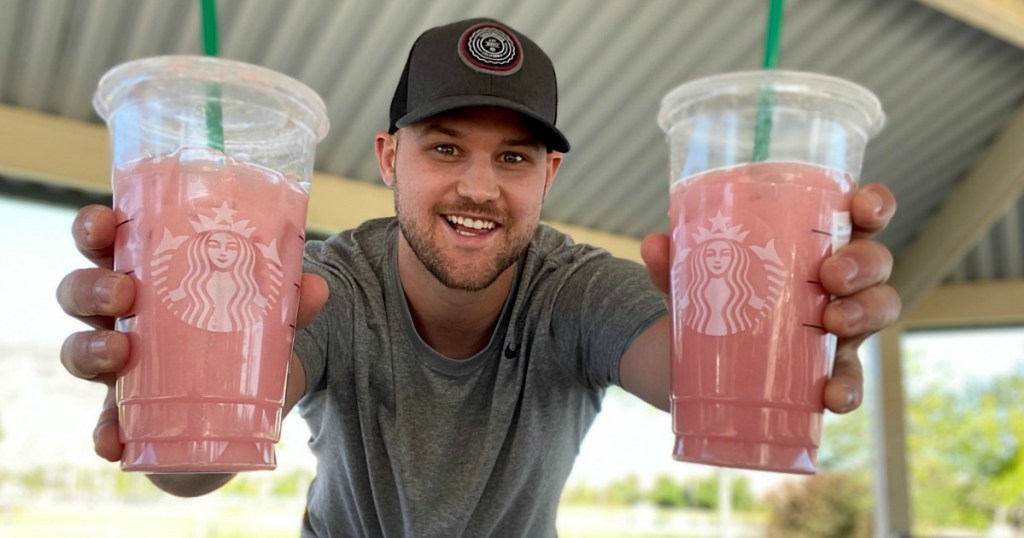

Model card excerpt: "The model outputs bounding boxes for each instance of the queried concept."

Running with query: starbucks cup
[658,70,884,474]
[93,56,329,472]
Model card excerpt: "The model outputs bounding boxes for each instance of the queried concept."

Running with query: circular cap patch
[458,23,522,75]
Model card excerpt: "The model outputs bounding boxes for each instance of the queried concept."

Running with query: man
[57,18,900,537]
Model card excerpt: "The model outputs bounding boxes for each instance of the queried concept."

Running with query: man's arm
[618,316,671,412]
[619,184,902,415]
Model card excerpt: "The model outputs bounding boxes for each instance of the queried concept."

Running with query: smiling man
[57,18,901,537]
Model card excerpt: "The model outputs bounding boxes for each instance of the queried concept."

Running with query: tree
[561,480,602,505]
[605,473,643,505]
[764,472,872,538]
[730,475,758,511]
[906,371,1024,529]
[643,472,759,511]
[648,473,687,508]
[270,467,314,497]
[806,349,1024,533]
[947,372,1024,530]
[817,406,871,475]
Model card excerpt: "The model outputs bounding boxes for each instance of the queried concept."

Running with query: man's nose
[456,160,500,204]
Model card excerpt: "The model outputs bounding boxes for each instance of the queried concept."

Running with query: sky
[903,328,1024,387]
[2,193,1023,500]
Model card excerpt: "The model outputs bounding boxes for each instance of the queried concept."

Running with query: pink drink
[669,161,853,474]
[113,148,308,472]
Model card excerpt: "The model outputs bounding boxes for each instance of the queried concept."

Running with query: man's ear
[375,132,397,189]
[543,151,563,197]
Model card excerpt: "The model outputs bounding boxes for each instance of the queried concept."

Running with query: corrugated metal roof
[1,0,1022,287]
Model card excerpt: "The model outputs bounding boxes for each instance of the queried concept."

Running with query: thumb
[640,233,671,295]
[295,273,329,329]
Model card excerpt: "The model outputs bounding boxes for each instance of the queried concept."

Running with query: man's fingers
[73,205,118,269]
[850,183,897,240]
[57,268,135,325]
[94,387,123,462]
[296,273,330,330]
[820,239,894,297]
[640,233,671,295]
[823,284,902,338]
[824,347,865,414]
[60,330,129,382]
[817,185,899,416]
[822,285,902,414]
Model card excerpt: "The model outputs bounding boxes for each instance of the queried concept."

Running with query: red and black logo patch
[458,22,522,75]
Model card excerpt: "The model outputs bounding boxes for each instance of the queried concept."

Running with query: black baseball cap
[389,18,570,153]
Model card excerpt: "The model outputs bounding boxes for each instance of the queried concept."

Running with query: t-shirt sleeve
[549,254,668,390]
[293,240,353,399]
[294,310,330,398]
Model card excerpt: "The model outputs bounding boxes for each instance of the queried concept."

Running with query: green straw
[201,0,224,152]
[762,0,784,70]
[752,0,784,162]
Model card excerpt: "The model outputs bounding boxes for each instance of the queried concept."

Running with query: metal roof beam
[890,101,1024,312]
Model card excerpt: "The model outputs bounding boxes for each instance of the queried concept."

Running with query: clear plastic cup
[658,70,884,474]
[93,56,329,472]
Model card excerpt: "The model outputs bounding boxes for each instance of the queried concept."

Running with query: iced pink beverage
[669,161,854,474]
[113,148,309,472]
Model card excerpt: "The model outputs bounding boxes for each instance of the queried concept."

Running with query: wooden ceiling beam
[917,0,1024,49]
[0,104,643,262]
[902,278,1024,329]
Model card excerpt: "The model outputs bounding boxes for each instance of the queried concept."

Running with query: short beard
[392,170,532,292]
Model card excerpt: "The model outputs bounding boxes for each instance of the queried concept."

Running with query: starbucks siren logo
[151,202,284,332]
[679,212,786,336]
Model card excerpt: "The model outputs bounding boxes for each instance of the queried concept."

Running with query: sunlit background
[2,194,1024,538]
[2,0,1024,534]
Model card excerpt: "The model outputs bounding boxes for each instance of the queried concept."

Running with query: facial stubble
[391,168,536,292]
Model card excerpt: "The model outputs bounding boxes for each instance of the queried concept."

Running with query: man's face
[379,107,562,291]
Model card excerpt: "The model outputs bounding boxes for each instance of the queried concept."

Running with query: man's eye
[500,152,525,164]
[433,144,457,156]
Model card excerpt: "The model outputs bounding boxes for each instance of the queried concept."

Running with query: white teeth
[445,215,495,230]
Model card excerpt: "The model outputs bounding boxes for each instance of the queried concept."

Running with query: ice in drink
[113,148,309,472]
[669,161,853,474]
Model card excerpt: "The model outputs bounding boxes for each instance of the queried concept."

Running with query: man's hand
[55,204,329,466]
[56,205,132,462]
[639,183,901,414]
[818,183,901,413]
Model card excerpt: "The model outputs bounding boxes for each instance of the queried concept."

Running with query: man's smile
[444,214,499,236]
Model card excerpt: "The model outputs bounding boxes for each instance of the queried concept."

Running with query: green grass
[1,500,767,538]
[0,499,306,538]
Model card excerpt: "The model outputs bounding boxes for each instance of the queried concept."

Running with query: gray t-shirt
[293,218,667,537]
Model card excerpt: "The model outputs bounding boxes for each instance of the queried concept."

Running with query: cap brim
[394,95,570,153]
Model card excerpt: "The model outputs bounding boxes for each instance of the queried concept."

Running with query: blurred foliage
[813,346,1024,533]
[606,474,644,506]
[764,472,872,538]
[562,471,758,512]
[0,464,313,503]
[647,474,687,508]
[907,367,1024,530]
